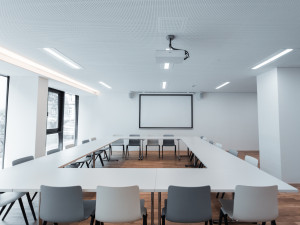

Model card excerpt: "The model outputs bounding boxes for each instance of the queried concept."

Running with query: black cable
[168,38,190,60]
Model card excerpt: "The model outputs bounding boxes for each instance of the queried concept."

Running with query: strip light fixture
[0,46,99,95]
[252,49,293,70]
[43,48,82,69]
[216,81,230,90]
[162,81,167,89]
[164,63,170,70]
[99,81,112,89]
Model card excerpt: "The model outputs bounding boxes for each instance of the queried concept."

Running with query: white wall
[277,68,300,182]
[257,69,282,178]
[4,76,48,167]
[78,92,259,150]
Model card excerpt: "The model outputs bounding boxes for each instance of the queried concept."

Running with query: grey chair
[219,185,278,225]
[95,186,147,225]
[126,135,141,158]
[74,140,92,168]
[110,139,125,156]
[162,185,212,225]
[209,140,214,144]
[40,185,95,225]
[65,144,80,168]
[228,149,238,157]
[162,135,176,158]
[47,148,60,155]
[245,155,259,167]
[146,139,160,157]
[1,156,37,225]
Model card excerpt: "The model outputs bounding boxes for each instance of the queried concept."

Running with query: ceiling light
[99,81,112,89]
[0,45,99,95]
[252,49,293,70]
[216,82,230,90]
[162,81,167,89]
[164,63,170,70]
[43,48,82,69]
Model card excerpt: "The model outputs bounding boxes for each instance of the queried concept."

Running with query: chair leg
[216,192,220,198]
[18,198,29,225]
[162,215,165,225]
[2,201,15,220]
[271,221,277,225]
[54,223,58,225]
[218,209,223,225]
[159,146,160,158]
[90,215,95,225]
[262,222,266,225]
[80,162,84,168]
[0,205,7,216]
[221,192,225,199]
[209,219,213,225]
[95,221,100,225]
[162,146,164,159]
[101,222,104,225]
[86,161,90,168]
[31,192,38,201]
[146,146,147,156]
[143,214,147,225]
[99,154,104,166]
[174,145,176,155]
[224,214,229,225]
[205,221,208,225]
[122,145,125,157]
[42,221,47,225]
[26,192,37,220]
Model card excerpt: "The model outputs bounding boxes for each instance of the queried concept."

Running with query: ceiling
[1,0,300,94]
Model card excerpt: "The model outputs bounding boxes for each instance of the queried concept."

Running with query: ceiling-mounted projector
[156,35,190,64]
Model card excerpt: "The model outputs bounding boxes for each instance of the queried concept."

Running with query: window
[46,88,78,151]
[0,75,9,169]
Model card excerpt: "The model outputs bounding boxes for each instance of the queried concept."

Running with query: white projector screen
[139,94,193,128]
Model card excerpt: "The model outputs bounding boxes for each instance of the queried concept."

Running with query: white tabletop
[0,136,297,193]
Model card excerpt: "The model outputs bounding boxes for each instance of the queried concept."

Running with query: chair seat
[0,192,26,207]
[95,147,109,155]
[83,200,96,220]
[140,199,147,216]
[67,163,80,168]
[76,157,91,163]
[219,199,234,218]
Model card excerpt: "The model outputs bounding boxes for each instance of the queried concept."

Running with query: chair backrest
[47,149,60,155]
[202,136,208,141]
[209,140,214,144]
[91,137,96,141]
[233,185,278,222]
[82,139,90,144]
[228,149,238,157]
[129,134,140,146]
[163,135,175,146]
[40,185,84,223]
[65,144,75,149]
[96,186,142,223]
[147,139,159,145]
[214,142,222,148]
[12,156,34,166]
[166,185,212,223]
[245,155,258,167]
[129,134,140,137]
[163,134,174,137]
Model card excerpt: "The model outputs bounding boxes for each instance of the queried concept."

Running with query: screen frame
[139,94,193,129]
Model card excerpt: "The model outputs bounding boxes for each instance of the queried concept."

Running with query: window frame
[0,75,9,169]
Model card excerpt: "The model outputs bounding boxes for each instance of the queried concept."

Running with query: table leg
[151,192,154,225]
[92,152,95,168]
[158,192,161,225]
[177,139,181,160]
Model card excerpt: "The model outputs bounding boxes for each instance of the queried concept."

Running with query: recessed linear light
[164,63,170,70]
[216,82,230,90]
[162,81,167,89]
[252,49,293,70]
[43,48,82,69]
[0,45,99,95]
[99,81,112,89]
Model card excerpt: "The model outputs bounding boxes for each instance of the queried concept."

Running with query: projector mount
[166,35,190,60]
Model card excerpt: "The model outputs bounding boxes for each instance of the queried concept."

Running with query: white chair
[245,155,258,167]
[214,142,223,148]
[91,137,96,141]
[219,185,278,225]
[228,149,238,157]
[201,136,208,141]
[95,186,147,225]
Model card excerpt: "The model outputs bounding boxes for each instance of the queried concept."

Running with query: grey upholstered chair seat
[66,163,80,168]
[111,139,124,146]
[83,200,96,219]
[76,156,91,163]
[219,199,234,218]
[0,192,26,207]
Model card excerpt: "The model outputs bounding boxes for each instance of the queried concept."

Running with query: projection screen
[139,94,193,128]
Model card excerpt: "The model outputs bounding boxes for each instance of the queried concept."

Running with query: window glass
[47,92,59,129]
[46,133,59,151]
[63,93,76,148]
[0,75,9,169]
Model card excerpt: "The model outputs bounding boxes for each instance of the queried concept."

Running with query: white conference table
[0,136,297,225]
